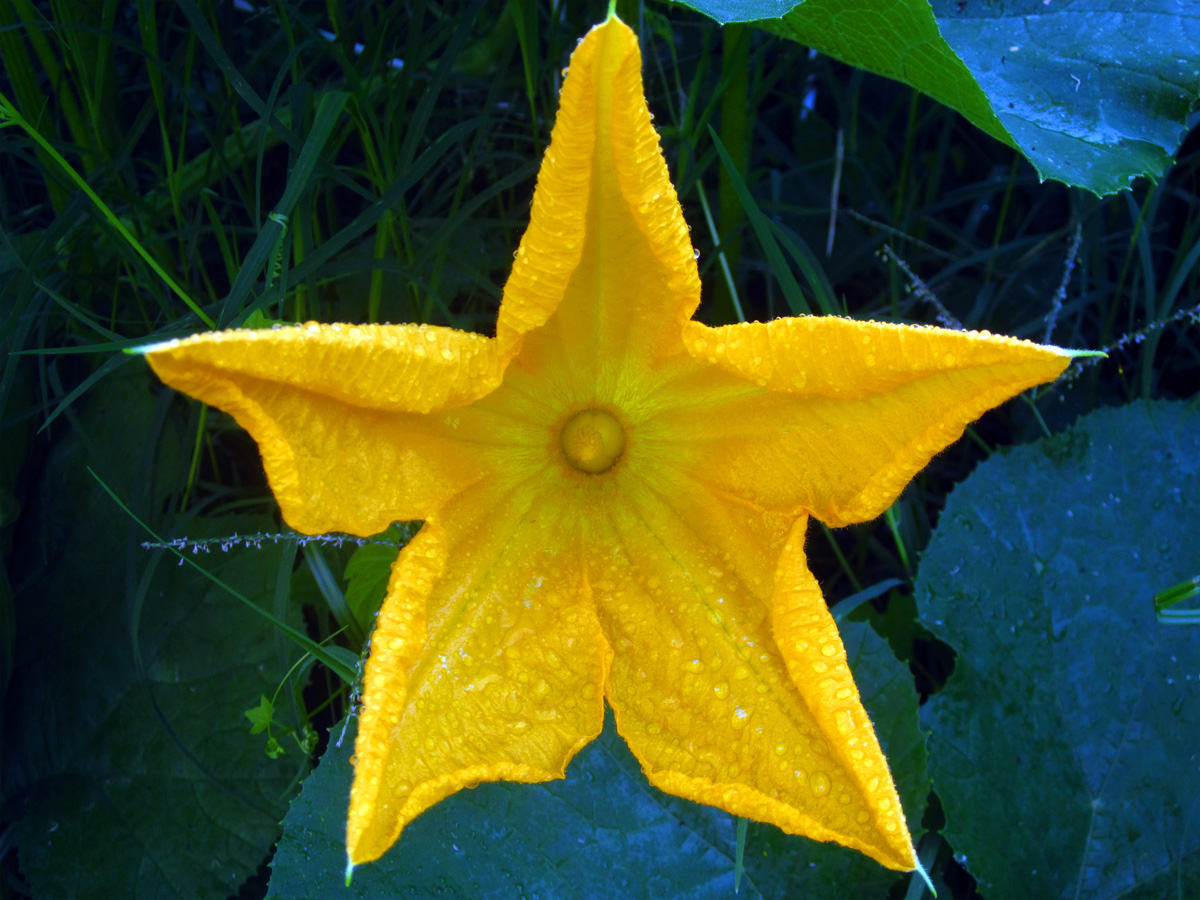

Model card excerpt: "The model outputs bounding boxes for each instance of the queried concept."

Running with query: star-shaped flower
[145,14,1077,875]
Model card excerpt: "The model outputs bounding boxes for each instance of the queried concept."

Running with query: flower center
[560,409,625,474]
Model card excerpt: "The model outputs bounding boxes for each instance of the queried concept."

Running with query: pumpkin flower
[144,14,1079,876]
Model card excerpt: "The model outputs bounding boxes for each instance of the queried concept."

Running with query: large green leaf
[917,401,1200,898]
[673,0,1200,195]
[2,375,308,898]
[268,621,927,899]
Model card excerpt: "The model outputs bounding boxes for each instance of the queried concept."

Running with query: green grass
[1,1,1197,898]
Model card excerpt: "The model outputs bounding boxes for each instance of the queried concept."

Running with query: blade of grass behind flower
[772,221,841,316]
[38,354,131,433]
[304,544,365,648]
[0,92,214,327]
[216,90,350,325]
[244,118,489,326]
[0,0,71,209]
[175,0,374,206]
[710,127,812,316]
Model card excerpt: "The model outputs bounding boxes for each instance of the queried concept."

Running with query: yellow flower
[145,14,1075,876]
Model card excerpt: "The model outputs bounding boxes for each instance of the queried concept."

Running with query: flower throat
[560,409,625,473]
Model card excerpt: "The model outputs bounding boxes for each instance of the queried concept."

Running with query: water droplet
[809,771,831,796]
[835,709,855,734]
[820,643,837,658]
[855,810,871,825]
[712,682,730,700]
[683,659,704,672]
[877,796,892,811]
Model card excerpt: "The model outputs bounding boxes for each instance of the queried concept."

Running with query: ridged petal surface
[496,17,700,372]
[347,483,610,865]
[590,469,915,870]
[680,317,1072,526]
[145,323,502,534]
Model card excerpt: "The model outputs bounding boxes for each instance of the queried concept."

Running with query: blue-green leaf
[918,401,1200,898]
[672,0,1200,195]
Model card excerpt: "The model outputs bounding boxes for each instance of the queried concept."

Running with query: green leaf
[2,375,309,898]
[342,525,409,633]
[673,0,1200,195]
[917,401,1200,898]
[267,621,925,899]
[245,694,275,735]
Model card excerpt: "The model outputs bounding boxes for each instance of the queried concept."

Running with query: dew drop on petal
[809,771,831,796]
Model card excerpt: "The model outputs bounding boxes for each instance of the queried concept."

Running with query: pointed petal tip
[129,337,182,356]
[914,857,937,893]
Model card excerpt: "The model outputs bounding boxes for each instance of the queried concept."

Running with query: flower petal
[497,17,700,377]
[679,317,1071,526]
[347,481,610,865]
[145,323,504,534]
[590,471,917,871]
